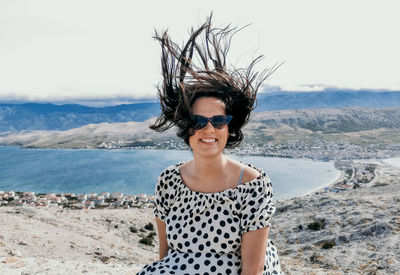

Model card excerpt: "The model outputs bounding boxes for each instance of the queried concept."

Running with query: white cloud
[0,0,399,102]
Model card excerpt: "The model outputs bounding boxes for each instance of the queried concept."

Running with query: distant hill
[252,107,400,133]
[256,90,400,111]
[1,107,399,150]
[245,107,400,147]
[0,102,160,132]
[1,90,400,132]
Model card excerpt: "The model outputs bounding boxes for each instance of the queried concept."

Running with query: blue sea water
[0,146,340,200]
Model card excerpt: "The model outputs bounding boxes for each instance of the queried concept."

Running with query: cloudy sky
[0,0,399,104]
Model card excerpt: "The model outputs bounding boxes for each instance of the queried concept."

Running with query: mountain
[251,107,400,133]
[0,118,176,149]
[1,107,399,151]
[0,102,160,132]
[255,90,400,111]
[244,107,400,147]
[1,90,400,132]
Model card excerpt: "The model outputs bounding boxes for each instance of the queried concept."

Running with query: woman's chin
[194,147,223,158]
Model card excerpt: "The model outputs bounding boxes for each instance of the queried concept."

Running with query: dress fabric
[138,161,282,275]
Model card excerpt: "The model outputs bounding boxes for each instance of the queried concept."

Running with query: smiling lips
[200,138,217,144]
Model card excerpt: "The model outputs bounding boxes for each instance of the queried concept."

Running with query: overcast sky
[0,0,399,104]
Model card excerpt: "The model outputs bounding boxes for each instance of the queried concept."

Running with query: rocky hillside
[0,102,160,132]
[1,90,399,132]
[1,107,400,151]
[252,107,400,133]
[0,119,176,149]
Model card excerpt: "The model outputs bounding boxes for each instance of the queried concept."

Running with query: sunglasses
[190,115,233,130]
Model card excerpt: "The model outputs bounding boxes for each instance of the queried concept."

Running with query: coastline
[0,146,341,201]
[271,160,400,274]
[1,160,399,274]
[291,161,343,201]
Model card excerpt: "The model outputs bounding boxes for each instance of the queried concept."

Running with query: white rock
[9,249,22,257]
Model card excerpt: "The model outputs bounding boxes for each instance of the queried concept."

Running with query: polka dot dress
[138,162,282,275]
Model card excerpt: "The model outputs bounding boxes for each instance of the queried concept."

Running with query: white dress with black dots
[138,162,282,275]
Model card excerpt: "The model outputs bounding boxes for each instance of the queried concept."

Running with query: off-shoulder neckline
[175,161,266,195]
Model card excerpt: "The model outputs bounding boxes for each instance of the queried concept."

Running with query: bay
[383,158,400,168]
[0,146,340,200]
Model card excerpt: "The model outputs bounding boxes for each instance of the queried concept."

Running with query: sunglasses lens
[191,115,232,130]
[211,116,230,129]
[192,116,208,130]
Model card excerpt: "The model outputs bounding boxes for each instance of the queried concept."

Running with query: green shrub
[321,240,336,249]
[139,237,153,246]
[129,226,138,233]
[307,218,326,230]
[144,223,154,231]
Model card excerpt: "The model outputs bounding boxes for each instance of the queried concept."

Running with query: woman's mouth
[200,138,217,144]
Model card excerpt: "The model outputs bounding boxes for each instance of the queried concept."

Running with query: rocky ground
[0,161,399,274]
[271,162,400,274]
[0,207,158,274]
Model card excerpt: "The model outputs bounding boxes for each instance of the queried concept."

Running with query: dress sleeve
[153,168,175,222]
[240,175,276,234]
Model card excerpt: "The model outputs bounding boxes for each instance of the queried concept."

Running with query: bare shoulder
[227,158,261,183]
[179,160,192,175]
[242,166,261,183]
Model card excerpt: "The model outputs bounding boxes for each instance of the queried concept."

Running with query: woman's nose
[203,121,215,131]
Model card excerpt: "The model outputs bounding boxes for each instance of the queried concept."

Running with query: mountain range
[1,90,400,132]
[1,107,399,150]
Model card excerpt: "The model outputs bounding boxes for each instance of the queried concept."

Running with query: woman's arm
[240,226,269,275]
[155,217,169,260]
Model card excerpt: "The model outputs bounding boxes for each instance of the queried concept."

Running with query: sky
[0,0,399,105]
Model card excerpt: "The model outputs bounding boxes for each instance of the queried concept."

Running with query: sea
[383,158,400,168]
[0,146,340,200]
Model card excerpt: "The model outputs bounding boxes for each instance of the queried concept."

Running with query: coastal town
[0,190,155,209]
[98,139,400,161]
[1,160,399,274]
[1,159,396,211]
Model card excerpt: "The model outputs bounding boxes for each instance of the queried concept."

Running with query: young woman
[138,16,282,275]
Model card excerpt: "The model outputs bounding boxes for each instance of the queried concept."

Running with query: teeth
[201,138,216,143]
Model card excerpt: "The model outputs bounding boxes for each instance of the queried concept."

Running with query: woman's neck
[191,154,228,181]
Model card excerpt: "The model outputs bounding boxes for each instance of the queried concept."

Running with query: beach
[0,160,399,274]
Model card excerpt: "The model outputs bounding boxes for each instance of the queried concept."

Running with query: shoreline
[0,159,386,209]
[2,144,400,162]
[1,160,399,274]
[292,165,343,201]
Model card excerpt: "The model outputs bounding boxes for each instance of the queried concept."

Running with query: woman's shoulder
[238,162,272,191]
[226,158,267,184]
[159,162,183,176]
[241,165,261,183]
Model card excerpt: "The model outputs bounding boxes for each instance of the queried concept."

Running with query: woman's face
[189,97,229,159]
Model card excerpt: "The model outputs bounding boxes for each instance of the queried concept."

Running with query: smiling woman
[188,97,230,160]
[139,15,282,275]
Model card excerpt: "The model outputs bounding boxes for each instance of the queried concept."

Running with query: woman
[138,16,282,275]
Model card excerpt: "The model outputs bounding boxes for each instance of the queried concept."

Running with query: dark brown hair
[149,15,279,148]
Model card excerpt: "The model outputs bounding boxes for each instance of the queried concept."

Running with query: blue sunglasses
[190,115,232,130]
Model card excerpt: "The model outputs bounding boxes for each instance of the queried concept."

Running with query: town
[97,139,400,161]
[0,190,155,209]
[1,159,396,210]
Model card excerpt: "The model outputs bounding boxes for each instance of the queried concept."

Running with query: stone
[9,249,22,257]
[10,260,26,268]
[2,257,19,264]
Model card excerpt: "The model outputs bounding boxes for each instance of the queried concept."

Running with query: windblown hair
[149,15,279,148]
